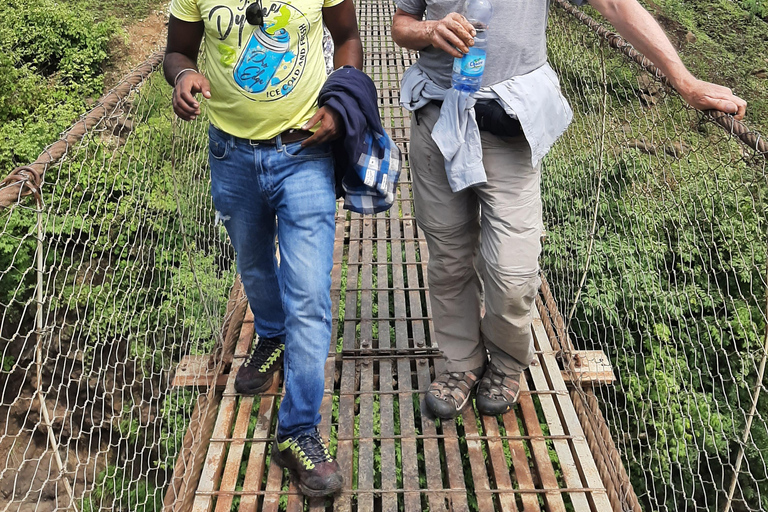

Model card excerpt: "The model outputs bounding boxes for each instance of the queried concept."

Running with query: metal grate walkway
[178,1,616,510]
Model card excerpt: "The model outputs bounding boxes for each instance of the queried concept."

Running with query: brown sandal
[424,365,485,419]
[476,363,521,416]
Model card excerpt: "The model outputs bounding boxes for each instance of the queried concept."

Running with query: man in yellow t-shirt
[164,0,362,497]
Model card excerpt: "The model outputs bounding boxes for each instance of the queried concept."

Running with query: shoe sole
[425,389,473,419]
[271,446,343,497]
[234,372,276,395]
[476,395,518,417]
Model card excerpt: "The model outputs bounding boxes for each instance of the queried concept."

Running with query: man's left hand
[302,106,343,146]
[677,78,747,120]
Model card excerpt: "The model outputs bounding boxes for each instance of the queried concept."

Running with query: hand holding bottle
[426,12,477,59]
[452,0,493,93]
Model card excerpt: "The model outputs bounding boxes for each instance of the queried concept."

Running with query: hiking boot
[234,336,284,395]
[271,428,344,497]
[424,365,485,419]
[476,362,521,416]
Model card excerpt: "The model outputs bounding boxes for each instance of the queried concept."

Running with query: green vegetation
[0,3,231,511]
[546,3,768,510]
[3,0,768,510]
[0,0,115,171]
[738,0,768,19]
[80,465,163,512]
[0,0,167,173]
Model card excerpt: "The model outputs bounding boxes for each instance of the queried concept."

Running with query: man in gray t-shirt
[392,0,746,420]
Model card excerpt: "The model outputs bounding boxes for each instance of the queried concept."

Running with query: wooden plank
[308,204,348,512]
[237,378,279,512]
[481,415,519,512]
[460,407,496,512]
[377,213,398,512]
[390,205,421,512]
[517,378,568,512]
[171,355,228,388]
[413,176,469,512]
[501,408,541,512]
[191,309,254,512]
[401,183,449,512]
[260,449,285,512]
[334,215,361,512]
[531,307,612,511]
[213,311,256,512]
[357,217,375,512]
[561,350,616,386]
[527,336,592,511]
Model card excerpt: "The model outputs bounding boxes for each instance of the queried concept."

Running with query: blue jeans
[207,124,336,439]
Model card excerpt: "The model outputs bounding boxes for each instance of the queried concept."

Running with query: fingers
[433,25,471,57]
[703,93,747,121]
[195,75,212,100]
[173,88,199,121]
[302,108,340,147]
[302,121,337,146]
[431,13,475,58]
[453,13,476,35]
[173,73,211,121]
[732,96,747,120]
[302,110,324,132]
[681,79,748,121]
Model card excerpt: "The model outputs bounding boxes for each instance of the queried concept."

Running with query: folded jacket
[319,66,401,215]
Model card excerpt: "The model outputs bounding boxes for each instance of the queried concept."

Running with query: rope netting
[0,2,766,512]
[0,51,237,512]
[544,1,768,511]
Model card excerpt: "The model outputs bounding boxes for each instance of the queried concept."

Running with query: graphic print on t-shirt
[210,1,310,102]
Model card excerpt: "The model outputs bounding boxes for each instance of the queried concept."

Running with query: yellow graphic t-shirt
[170,0,343,139]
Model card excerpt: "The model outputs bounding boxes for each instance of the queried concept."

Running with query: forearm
[391,13,439,51]
[590,0,694,89]
[163,52,199,88]
[333,37,364,70]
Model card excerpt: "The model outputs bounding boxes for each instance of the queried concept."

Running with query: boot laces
[293,429,333,465]
[243,336,283,369]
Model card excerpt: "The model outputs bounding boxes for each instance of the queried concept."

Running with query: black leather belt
[235,128,314,146]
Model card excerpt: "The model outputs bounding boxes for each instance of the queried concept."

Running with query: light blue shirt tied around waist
[400,62,574,192]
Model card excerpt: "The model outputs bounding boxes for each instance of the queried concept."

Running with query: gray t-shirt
[396,0,581,89]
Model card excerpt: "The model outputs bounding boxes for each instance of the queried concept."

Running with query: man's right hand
[173,71,212,121]
[426,13,476,58]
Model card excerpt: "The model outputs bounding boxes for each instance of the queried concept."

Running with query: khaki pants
[410,103,542,375]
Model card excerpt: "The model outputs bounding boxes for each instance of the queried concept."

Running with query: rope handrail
[0,51,165,210]
[554,0,768,156]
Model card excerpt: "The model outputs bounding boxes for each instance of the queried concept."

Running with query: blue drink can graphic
[234,28,290,94]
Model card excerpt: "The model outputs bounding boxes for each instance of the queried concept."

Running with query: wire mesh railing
[0,51,237,512]
[544,1,768,511]
[1,1,767,511]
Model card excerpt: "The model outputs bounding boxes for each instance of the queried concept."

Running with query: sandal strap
[428,368,483,405]
[480,365,521,403]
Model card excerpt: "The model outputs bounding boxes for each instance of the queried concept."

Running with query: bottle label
[456,50,486,77]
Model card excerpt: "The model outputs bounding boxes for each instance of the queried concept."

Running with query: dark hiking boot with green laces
[476,362,522,416]
[234,336,284,395]
[271,428,344,497]
[424,365,485,419]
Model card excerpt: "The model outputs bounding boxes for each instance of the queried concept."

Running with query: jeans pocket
[208,127,230,160]
[282,141,332,160]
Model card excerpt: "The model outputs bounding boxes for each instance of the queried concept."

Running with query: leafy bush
[0,0,119,172]
[543,96,768,512]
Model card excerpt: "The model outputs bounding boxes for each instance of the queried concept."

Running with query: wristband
[174,68,198,86]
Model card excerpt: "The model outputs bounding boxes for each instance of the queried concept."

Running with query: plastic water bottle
[451,0,493,93]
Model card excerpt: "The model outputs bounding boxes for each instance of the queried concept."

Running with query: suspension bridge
[1,1,766,511]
